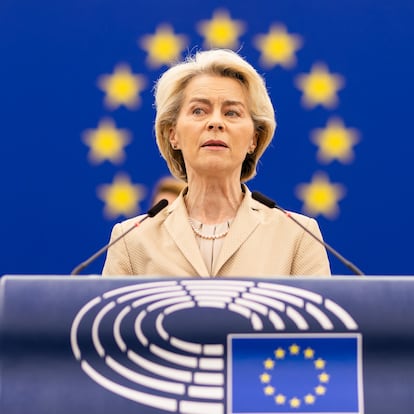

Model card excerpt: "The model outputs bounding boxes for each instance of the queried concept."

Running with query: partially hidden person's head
[151,176,186,206]
[154,49,276,182]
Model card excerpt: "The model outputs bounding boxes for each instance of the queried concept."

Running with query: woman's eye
[193,108,205,115]
[226,110,239,117]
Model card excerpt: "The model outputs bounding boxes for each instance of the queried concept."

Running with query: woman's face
[169,74,257,181]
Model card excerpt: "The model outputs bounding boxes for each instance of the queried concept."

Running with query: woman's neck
[184,179,244,224]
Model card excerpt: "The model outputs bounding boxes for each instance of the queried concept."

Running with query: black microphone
[71,199,168,275]
[251,191,364,276]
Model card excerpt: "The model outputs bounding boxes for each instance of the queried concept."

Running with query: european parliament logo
[228,333,363,414]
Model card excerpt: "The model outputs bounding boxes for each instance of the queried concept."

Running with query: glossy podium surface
[1,275,414,414]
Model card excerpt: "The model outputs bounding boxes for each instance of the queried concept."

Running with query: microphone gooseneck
[147,199,169,217]
[251,191,364,276]
[70,199,168,275]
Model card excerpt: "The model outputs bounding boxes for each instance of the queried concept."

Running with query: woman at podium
[102,49,331,278]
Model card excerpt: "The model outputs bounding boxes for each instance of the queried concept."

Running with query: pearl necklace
[189,219,230,240]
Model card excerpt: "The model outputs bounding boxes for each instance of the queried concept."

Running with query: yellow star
[289,397,301,408]
[254,24,302,68]
[275,394,286,405]
[260,372,271,383]
[98,173,145,219]
[312,117,360,164]
[274,347,285,359]
[263,358,275,369]
[296,172,346,219]
[289,343,300,355]
[264,385,275,396]
[303,347,315,359]
[295,62,345,108]
[139,24,187,68]
[319,372,330,383]
[315,385,327,396]
[197,9,245,49]
[82,118,131,164]
[304,393,316,404]
[314,358,326,370]
[98,63,146,110]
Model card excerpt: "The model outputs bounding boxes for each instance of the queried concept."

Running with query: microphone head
[147,198,168,217]
[251,191,277,209]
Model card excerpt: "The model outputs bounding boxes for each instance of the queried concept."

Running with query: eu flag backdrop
[1,0,413,276]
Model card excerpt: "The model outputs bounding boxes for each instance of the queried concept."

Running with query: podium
[1,275,414,414]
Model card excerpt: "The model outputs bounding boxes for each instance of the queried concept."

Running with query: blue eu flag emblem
[228,333,363,413]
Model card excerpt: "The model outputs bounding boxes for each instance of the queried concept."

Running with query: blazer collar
[212,186,261,275]
[164,189,210,277]
[164,185,262,277]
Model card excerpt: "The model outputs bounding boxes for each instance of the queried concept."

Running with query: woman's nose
[207,115,224,131]
[208,122,224,130]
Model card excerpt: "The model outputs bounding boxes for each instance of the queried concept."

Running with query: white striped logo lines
[70,280,358,413]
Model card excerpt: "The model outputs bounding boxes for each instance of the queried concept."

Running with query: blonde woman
[103,49,331,277]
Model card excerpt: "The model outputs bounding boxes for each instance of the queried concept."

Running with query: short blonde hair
[154,49,276,182]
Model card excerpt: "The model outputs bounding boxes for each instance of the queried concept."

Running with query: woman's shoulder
[246,189,316,227]
[115,203,171,231]
[116,213,148,228]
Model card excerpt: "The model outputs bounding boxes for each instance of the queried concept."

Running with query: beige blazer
[102,186,331,278]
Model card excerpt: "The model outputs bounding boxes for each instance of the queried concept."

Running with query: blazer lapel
[164,194,210,277]
[212,188,261,276]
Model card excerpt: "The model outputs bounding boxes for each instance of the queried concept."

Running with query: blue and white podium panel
[1,276,414,414]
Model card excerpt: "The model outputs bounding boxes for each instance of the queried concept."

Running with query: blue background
[1,0,413,276]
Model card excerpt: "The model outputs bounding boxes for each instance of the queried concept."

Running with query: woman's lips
[201,140,228,148]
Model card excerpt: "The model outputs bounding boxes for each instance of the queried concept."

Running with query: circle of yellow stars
[260,343,330,408]
[81,8,360,219]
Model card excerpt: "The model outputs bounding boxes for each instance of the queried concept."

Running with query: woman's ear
[169,128,179,150]
[248,132,258,153]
